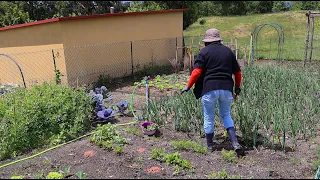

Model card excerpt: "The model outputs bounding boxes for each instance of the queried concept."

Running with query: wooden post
[304,11,311,67]
[244,44,247,60]
[309,16,315,62]
[235,38,238,60]
[190,38,194,74]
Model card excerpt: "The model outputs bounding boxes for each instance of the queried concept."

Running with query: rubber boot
[205,133,214,152]
[226,127,241,151]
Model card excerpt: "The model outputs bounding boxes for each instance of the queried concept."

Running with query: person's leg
[218,90,241,150]
[201,90,219,152]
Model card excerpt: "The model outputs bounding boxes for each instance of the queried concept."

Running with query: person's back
[181,28,243,155]
[194,41,240,97]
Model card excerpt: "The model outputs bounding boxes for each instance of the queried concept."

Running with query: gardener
[181,28,243,154]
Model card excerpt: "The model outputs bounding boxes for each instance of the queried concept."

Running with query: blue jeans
[201,90,234,134]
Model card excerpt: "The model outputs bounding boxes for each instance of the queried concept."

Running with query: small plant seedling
[150,148,166,161]
[46,172,64,179]
[136,156,144,163]
[170,140,207,154]
[146,124,159,131]
[206,169,242,179]
[75,171,87,179]
[113,145,125,155]
[221,149,238,163]
[10,175,24,179]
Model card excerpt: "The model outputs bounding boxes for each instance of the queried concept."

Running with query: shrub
[0,83,93,160]
[199,19,206,25]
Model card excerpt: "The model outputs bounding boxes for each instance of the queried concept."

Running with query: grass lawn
[183,11,320,61]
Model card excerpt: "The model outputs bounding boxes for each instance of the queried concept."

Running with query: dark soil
[0,60,319,179]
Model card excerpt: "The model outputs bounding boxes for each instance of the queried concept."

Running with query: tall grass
[142,64,320,149]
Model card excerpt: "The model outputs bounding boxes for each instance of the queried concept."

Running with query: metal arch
[251,22,284,63]
[0,54,26,88]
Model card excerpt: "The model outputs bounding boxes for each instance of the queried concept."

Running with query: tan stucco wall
[60,12,183,86]
[0,22,63,48]
[0,22,67,87]
[0,11,184,87]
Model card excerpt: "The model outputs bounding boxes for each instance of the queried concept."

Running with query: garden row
[141,64,320,150]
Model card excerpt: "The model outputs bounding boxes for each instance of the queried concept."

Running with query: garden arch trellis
[0,54,26,88]
[304,11,320,66]
[250,23,284,64]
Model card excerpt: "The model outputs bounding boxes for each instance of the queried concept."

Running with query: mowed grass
[183,11,320,61]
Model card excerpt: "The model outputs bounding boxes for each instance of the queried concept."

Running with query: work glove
[181,87,190,94]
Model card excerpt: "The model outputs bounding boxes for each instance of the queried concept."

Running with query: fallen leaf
[137,148,145,153]
[84,150,94,158]
[147,166,161,173]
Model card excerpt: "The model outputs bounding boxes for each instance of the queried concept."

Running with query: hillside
[184,11,320,61]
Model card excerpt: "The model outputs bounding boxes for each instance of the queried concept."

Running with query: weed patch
[170,140,207,154]
[206,168,242,179]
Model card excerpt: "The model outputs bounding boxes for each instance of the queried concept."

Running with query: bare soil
[0,60,319,179]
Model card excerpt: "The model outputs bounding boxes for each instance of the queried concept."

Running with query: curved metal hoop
[251,22,284,63]
[0,54,27,88]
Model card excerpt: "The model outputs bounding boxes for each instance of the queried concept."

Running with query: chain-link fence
[0,33,317,88]
[0,37,183,88]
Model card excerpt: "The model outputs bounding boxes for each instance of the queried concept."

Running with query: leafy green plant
[10,175,24,179]
[150,148,166,161]
[206,169,242,179]
[221,149,238,163]
[136,156,144,163]
[0,83,93,160]
[46,172,64,179]
[171,140,207,154]
[149,148,192,170]
[113,145,125,155]
[90,124,127,152]
[165,152,192,170]
[146,124,159,131]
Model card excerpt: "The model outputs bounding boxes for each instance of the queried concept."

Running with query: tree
[0,1,31,27]
[126,1,163,12]
[155,1,200,30]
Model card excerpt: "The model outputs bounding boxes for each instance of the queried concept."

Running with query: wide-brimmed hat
[202,28,222,42]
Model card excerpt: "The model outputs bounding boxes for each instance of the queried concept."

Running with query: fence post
[52,49,57,72]
[304,11,311,67]
[131,41,134,77]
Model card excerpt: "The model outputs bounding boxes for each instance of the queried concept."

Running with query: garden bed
[0,60,319,179]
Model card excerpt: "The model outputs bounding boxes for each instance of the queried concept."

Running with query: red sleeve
[234,71,242,87]
[187,68,203,88]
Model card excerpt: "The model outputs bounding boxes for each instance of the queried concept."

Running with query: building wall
[60,12,183,86]
[0,22,68,87]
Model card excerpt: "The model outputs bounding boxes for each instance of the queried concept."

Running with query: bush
[199,19,206,25]
[0,83,93,160]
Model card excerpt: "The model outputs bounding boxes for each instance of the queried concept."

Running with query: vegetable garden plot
[141,63,320,150]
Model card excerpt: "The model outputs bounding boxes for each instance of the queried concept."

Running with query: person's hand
[234,87,241,95]
[234,87,241,100]
[181,87,190,94]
